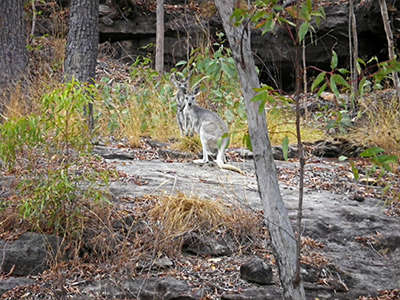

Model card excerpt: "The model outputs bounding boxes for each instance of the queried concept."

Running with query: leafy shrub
[0,79,111,241]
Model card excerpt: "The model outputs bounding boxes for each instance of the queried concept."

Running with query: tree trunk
[155,0,164,75]
[293,2,307,289]
[64,0,99,129]
[65,0,99,82]
[0,0,28,115]
[349,0,359,110]
[378,0,400,100]
[214,1,305,299]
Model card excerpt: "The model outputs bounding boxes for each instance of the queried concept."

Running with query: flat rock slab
[107,157,400,297]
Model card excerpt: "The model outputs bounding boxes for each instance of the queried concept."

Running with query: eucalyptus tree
[156,0,165,75]
[0,0,28,116]
[64,0,99,129]
[378,0,400,99]
[213,0,308,299]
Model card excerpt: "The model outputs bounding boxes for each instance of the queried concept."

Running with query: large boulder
[95,1,399,90]
[0,232,60,276]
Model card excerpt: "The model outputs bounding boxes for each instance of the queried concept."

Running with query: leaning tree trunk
[0,0,28,116]
[155,0,164,75]
[214,1,306,299]
[64,0,99,129]
[378,0,400,100]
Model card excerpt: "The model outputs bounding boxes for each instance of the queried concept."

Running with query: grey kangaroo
[171,73,192,136]
[183,88,244,174]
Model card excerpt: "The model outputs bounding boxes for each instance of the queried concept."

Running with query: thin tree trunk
[64,0,99,130]
[155,0,164,75]
[214,1,305,299]
[349,0,359,110]
[302,39,307,94]
[0,0,28,116]
[294,3,305,287]
[378,0,400,99]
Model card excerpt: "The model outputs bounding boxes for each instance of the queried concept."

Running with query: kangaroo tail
[216,162,246,175]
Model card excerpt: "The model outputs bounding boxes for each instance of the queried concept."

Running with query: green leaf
[311,72,326,92]
[330,75,340,98]
[252,10,267,23]
[221,61,237,79]
[282,136,289,161]
[332,74,350,89]
[298,22,310,42]
[243,133,252,151]
[262,18,276,35]
[338,155,348,161]
[331,50,338,70]
[358,77,368,95]
[258,99,267,114]
[360,147,385,158]
[300,2,311,21]
[252,91,268,103]
[350,161,359,181]
[338,68,350,75]
[317,82,327,97]
[373,154,398,171]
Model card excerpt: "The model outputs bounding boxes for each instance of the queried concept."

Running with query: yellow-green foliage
[350,95,400,157]
[267,108,325,146]
[96,62,179,146]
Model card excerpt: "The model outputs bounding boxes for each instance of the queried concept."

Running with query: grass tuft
[350,94,400,157]
[149,192,263,254]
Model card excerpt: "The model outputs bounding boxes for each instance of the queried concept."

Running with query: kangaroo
[171,73,192,137]
[183,88,244,175]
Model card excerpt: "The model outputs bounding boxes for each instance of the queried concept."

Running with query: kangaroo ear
[186,69,193,80]
[171,73,178,85]
[192,86,201,96]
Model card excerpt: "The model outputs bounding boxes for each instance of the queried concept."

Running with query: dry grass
[2,37,65,120]
[170,135,202,153]
[350,94,400,157]
[267,109,325,146]
[149,192,263,254]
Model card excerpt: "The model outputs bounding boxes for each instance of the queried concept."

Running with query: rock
[221,287,281,300]
[82,277,204,299]
[107,155,400,297]
[0,176,15,200]
[0,232,60,276]
[271,145,297,160]
[182,232,232,256]
[311,138,363,158]
[95,1,396,91]
[93,145,136,160]
[136,256,174,271]
[0,277,35,296]
[240,257,273,285]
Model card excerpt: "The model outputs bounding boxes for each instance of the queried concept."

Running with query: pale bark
[214,1,305,299]
[349,0,359,110]
[155,0,164,75]
[378,0,400,99]
[294,3,305,287]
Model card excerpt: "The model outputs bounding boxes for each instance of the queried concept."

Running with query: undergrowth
[350,94,400,158]
[1,32,399,271]
[0,79,114,262]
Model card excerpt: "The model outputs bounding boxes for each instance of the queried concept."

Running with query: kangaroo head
[183,86,200,109]
[171,72,192,92]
